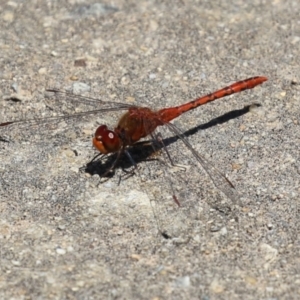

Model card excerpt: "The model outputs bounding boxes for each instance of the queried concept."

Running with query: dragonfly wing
[0,90,134,142]
[134,118,241,238]
[132,129,192,239]
[165,122,240,205]
[45,88,134,108]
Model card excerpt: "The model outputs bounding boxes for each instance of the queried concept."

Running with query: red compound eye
[93,125,121,154]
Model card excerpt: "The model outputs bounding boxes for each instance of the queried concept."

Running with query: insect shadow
[83,103,260,179]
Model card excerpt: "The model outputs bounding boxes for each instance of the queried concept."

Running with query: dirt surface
[0,0,299,299]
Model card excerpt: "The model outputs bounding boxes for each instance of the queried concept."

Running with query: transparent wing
[133,118,240,239]
[0,89,134,142]
[1,89,134,127]
[166,122,239,205]
[46,88,134,110]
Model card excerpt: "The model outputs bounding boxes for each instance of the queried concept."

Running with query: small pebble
[11,82,18,93]
[175,276,191,288]
[74,58,87,67]
[72,82,91,94]
[56,247,66,255]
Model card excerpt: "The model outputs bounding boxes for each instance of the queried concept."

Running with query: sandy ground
[0,0,299,299]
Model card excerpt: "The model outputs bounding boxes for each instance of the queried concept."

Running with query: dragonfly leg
[153,132,186,171]
[100,149,124,178]
[118,149,139,183]
[89,152,104,163]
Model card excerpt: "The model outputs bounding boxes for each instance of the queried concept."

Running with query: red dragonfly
[0,76,267,230]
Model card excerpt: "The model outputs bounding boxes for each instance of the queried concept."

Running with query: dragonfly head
[93,125,121,154]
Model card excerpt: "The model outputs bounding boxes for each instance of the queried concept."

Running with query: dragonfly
[0,76,267,236]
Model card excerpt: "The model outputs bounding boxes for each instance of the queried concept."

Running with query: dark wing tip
[0,121,14,127]
[45,88,60,93]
